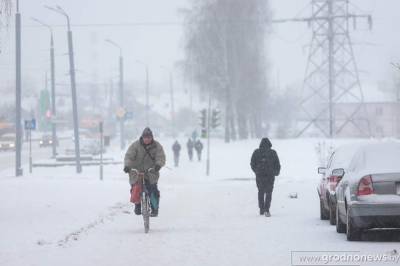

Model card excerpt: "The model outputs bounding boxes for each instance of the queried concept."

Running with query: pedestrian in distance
[187,138,194,161]
[250,138,281,217]
[194,139,203,162]
[172,140,181,167]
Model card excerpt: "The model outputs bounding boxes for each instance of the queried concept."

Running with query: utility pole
[32,18,57,158]
[50,26,56,157]
[119,53,125,149]
[15,0,22,176]
[99,121,104,181]
[327,0,334,138]
[106,39,125,150]
[136,61,150,127]
[46,5,82,173]
[273,0,373,138]
[145,66,150,127]
[161,66,176,137]
[206,90,211,176]
[169,71,175,137]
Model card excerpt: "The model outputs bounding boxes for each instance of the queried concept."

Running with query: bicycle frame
[131,168,152,233]
[140,175,151,233]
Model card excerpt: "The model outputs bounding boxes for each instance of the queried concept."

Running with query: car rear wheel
[329,200,336,225]
[336,204,346,233]
[320,198,329,220]
[346,207,362,241]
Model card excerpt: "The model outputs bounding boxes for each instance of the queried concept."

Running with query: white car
[334,142,400,241]
[0,134,16,152]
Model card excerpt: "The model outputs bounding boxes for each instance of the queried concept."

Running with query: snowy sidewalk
[1,138,399,266]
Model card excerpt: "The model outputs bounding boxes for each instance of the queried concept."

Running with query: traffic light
[199,109,207,129]
[199,109,207,138]
[201,128,207,138]
[211,108,221,129]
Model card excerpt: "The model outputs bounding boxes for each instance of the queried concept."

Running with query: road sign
[24,119,36,131]
[116,107,126,119]
[124,111,133,120]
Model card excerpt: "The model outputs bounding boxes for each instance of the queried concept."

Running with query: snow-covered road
[1,138,399,266]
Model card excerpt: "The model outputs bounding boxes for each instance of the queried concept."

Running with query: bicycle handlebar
[130,168,155,175]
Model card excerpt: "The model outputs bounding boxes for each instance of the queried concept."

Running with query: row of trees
[0,0,11,29]
[183,0,271,141]
[0,0,11,53]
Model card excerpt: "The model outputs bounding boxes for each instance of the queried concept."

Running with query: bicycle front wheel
[142,195,150,233]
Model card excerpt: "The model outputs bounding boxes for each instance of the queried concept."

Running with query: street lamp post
[106,39,125,150]
[136,61,150,127]
[45,5,81,173]
[15,0,23,176]
[32,18,57,158]
[161,66,176,137]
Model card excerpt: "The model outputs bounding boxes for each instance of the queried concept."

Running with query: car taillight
[328,176,340,190]
[357,175,374,196]
[328,176,339,182]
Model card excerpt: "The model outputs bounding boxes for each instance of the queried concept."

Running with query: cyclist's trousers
[145,180,160,210]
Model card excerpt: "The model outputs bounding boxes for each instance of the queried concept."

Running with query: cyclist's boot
[265,211,271,217]
[134,203,142,215]
[259,208,265,216]
[150,208,158,217]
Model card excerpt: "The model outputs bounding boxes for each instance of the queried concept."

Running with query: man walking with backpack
[250,138,281,217]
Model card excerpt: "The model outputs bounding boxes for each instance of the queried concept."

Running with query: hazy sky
[0,0,399,100]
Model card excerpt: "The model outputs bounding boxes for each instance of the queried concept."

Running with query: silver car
[335,142,400,241]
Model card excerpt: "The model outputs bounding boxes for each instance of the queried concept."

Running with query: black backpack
[256,149,275,176]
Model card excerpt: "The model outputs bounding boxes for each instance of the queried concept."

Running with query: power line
[23,21,184,29]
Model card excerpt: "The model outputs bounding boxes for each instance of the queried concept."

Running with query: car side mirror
[318,167,326,175]
[332,168,345,177]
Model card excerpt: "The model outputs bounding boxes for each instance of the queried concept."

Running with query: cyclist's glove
[123,166,130,173]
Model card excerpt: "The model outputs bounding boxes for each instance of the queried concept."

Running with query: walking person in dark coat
[194,140,203,162]
[250,138,281,217]
[172,140,181,167]
[187,138,194,161]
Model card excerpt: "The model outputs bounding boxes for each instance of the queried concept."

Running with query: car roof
[348,141,400,174]
[329,142,365,169]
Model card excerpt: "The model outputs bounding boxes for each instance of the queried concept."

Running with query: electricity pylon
[274,0,372,138]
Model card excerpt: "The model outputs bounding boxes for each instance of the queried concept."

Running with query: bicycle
[131,168,154,234]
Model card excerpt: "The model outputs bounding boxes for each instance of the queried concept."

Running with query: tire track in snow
[50,202,133,247]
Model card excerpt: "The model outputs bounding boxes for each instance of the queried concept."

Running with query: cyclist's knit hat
[142,127,153,138]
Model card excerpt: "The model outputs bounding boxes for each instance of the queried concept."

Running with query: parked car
[317,143,361,225]
[335,142,400,241]
[39,135,58,148]
[80,138,105,155]
[0,133,16,152]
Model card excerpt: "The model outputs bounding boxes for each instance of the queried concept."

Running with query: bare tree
[183,0,271,141]
[0,0,12,26]
[0,0,12,52]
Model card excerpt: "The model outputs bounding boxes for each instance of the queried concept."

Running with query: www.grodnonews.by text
[291,251,400,265]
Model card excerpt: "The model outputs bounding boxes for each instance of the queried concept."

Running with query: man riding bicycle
[124,127,166,217]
